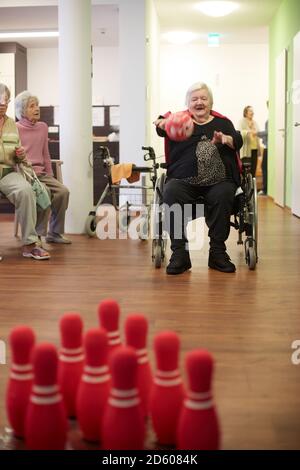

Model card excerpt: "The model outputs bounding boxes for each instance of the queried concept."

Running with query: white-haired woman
[155,82,243,274]
[0,83,50,260]
[15,91,71,244]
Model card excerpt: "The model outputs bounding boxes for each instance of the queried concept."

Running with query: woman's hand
[15,146,27,162]
[211,131,234,148]
[153,118,167,130]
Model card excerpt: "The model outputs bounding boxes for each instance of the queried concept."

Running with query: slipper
[23,246,50,260]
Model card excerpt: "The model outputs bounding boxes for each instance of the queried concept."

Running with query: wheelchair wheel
[246,174,258,252]
[152,239,163,269]
[253,177,258,252]
[246,244,257,270]
[243,172,258,270]
[85,212,97,237]
[151,173,167,268]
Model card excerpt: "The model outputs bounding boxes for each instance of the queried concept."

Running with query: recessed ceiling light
[195,1,239,17]
[162,31,198,45]
[0,31,59,39]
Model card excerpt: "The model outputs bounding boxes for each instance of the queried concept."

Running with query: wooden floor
[0,197,300,450]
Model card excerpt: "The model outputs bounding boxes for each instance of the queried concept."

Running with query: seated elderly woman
[15,91,71,244]
[0,83,50,260]
[155,82,243,274]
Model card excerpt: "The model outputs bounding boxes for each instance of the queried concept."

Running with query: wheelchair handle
[142,146,156,161]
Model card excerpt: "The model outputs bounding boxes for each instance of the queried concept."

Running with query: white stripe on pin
[83,374,110,384]
[12,363,32,372]
[31,394,62,405]
[156,369,179,378]
[111,387,138,398]
[184,399,214,410]
[59,354,84,363]
[60,346,83,355]
[10,372,33,381]
[33,385,59,395]
[109,397,140,408]
[84,365,109,374]
[188,390,212,400]
[154,377,182,387]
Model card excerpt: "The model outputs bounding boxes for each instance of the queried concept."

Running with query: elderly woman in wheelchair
[154,82,243,274]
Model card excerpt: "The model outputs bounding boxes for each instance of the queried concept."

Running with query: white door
[292,32,300,217]
[274,49,287,207]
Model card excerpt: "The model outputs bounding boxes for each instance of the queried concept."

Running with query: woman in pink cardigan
[15,91,71,244]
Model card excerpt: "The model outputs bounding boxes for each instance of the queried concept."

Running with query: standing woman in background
[239,106,261,177]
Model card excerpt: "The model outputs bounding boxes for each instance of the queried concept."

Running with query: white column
[58,0,92,233]
[119,0,146,165]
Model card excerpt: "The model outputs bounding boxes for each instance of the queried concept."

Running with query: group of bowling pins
[5,298,220,450]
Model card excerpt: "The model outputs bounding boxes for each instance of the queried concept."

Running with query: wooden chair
[0,159,64,237]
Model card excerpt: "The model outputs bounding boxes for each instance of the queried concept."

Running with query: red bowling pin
[125,314,153,417]
[6,326,35,438]
[58,312,84,418]
[101,346,145,449]
[149,331,185,446]
[98,299,122,359]
[177,349,220,450]
[76,328,111,442]
[25,343,68,449]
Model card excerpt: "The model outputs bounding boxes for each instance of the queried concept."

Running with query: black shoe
[166,251,192,275]
[208,251,236,273]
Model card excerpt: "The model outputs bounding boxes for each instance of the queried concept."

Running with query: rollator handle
[142,146,156,161]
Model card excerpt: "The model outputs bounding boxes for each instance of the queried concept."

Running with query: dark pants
[163,179,236,254]
[242,149,258,178]
[262,148,268,193]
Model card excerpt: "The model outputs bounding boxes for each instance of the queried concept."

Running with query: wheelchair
[151,149,258,271]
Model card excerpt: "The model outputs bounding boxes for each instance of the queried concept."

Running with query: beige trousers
[0,171,41,245]
[36,175,70,236]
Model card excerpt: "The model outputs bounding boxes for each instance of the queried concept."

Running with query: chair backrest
[51,159,63,183]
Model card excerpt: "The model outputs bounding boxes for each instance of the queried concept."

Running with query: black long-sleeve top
[157,116,243,186]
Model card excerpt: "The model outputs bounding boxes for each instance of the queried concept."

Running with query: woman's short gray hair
[185,82,213,107]
[15,90,39,120]
[0,83,11,100]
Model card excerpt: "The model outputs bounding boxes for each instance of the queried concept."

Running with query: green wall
[269,0,300,205]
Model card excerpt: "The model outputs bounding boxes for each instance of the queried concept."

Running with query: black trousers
[262,148,268,193]
[242,149,258,178]
[163,179,236,254]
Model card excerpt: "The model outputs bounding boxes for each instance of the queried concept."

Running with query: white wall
[145,0,160,149]
[159,44,269,131]
[119,0,146,164]
[27,46,120,106]
[92,46,119,105]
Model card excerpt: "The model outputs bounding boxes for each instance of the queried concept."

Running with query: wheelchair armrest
[159,163,168,169]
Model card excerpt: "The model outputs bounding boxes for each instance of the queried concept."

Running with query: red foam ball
[165,112,194,142]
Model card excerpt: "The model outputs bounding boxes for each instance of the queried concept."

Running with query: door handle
[278,128,285,131]
[294,122,300,127]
